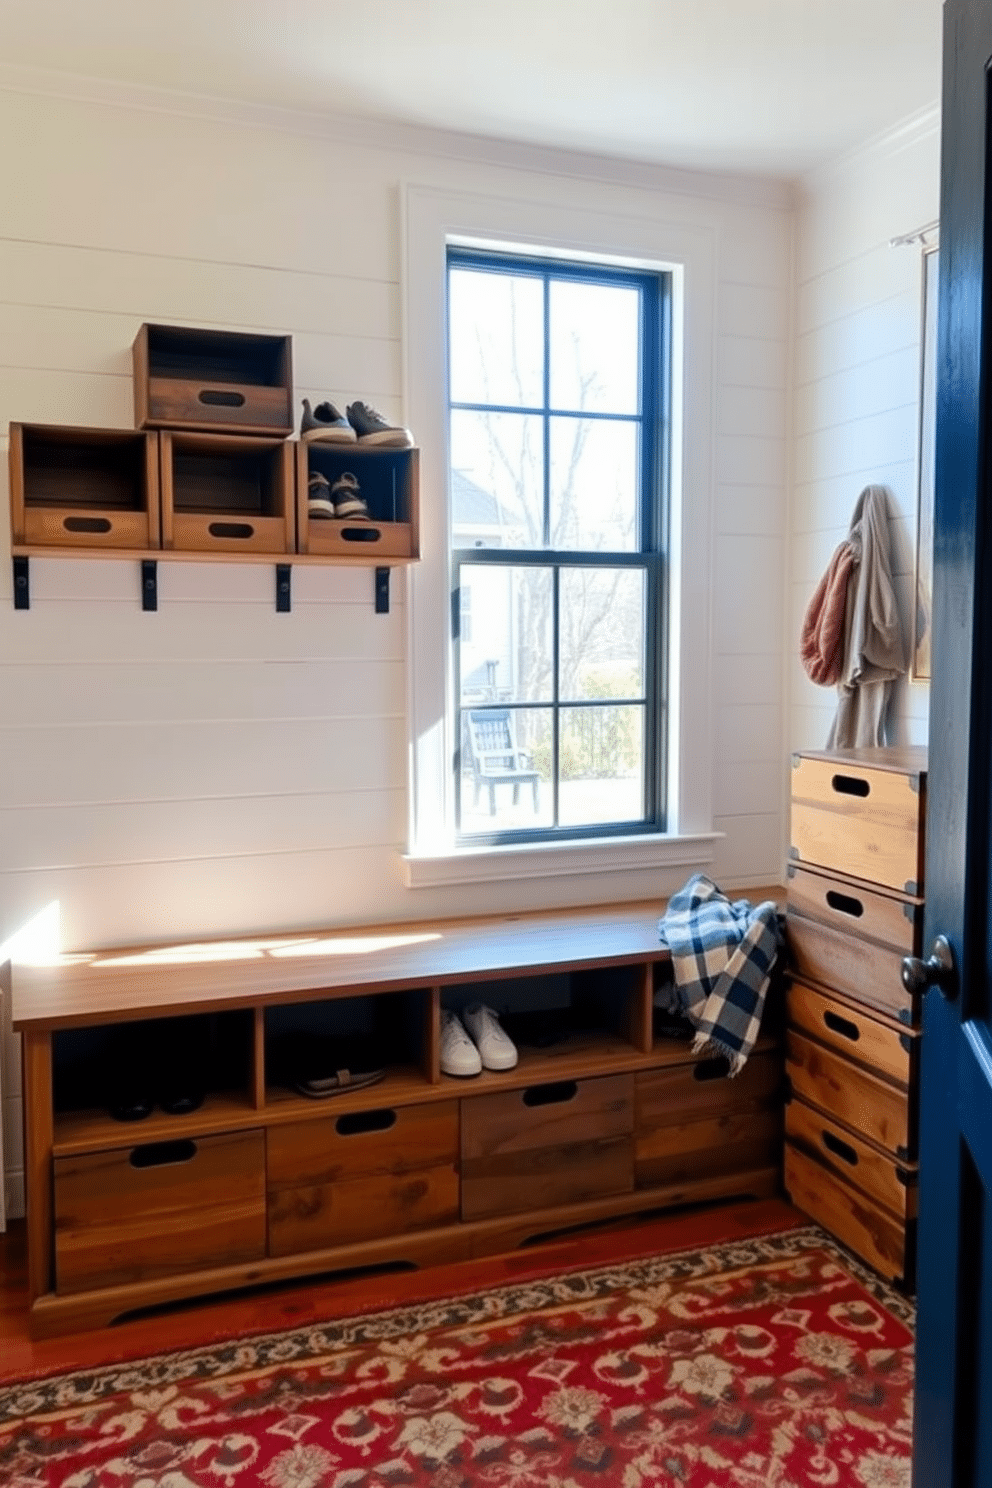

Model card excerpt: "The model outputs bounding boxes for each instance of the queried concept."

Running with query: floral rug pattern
[0,1227,914,1487]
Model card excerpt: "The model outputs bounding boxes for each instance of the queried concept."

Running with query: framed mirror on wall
[913,242,939,681]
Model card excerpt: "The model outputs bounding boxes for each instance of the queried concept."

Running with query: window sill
[401,831,721,889]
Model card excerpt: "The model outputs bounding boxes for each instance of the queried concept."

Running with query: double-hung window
[447,247,671,843]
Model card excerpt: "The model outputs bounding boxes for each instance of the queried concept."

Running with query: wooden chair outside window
[465,709,540,816]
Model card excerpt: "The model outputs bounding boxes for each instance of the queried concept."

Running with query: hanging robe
[826,484,907,749]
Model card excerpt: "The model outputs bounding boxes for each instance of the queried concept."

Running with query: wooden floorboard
[0,1198,804,1383]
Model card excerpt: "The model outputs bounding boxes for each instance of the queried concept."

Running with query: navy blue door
[913,1,992,1483]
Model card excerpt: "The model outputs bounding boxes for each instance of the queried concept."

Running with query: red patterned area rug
[0,1226,913,1488]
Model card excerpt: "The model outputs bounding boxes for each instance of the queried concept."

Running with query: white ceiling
[0,0,943,178]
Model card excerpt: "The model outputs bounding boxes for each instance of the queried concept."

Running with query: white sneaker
[463,1004,518,1071]
[440,1009,482,1077]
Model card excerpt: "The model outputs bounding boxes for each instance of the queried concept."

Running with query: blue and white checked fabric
[656,874,780,1075]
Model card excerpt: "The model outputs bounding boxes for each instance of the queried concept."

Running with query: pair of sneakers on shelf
[307,470,368,521]
[441,1004,518,1077]
[301,398,414,450]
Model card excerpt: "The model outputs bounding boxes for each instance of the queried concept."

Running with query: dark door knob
[902,935,956,999]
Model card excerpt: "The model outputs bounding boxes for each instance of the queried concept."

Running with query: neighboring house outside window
[448,247,670,844]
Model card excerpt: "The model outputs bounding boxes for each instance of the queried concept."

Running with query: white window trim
[400,184,718,889]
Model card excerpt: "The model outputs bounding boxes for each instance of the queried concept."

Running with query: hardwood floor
[0,1198,802,1382]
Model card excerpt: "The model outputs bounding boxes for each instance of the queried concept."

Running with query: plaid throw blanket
[656,874,780,1075]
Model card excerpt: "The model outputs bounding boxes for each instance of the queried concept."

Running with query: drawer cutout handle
[831,773,870,798]
[208,521,256,539]
[198,389,246,407]
[821,1129,859,1166]
[341,526,382,543]
[825,889,864,919]
[823,1009,861,1042]
[336,1108,397,1137]
[64,516,113,534]
[523,1080,578,1107]
[130,1139,198,1169]
[694,1056,731,1081]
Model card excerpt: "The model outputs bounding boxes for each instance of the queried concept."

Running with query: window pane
[559,568,646,702]
[550,280,640,414]
[459,706,553,834]
[448,268,544,408]
[450,410,544,548]
[558,706,645,827]
[550,418,639,551]
[458,565,553,705]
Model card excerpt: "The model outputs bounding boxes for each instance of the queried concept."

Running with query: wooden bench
[8,894,784,1337]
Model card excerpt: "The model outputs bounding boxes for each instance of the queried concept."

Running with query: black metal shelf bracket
[276,564,292,613]
[13,556,29,609]
[375,566,390,614]
[141,559,158,612]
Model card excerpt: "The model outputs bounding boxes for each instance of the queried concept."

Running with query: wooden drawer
[784,1143,913,1285]
[786,910,920,1026]
[54,1129,266,1295]
[786,981,918,1088]
[787,863,922,954]
[790,749,927,894]
[786,1028,914,1159]
[267,1101,459,1257]
[461,1073,634,1222]
[635,1048,782,1188]
[786,1098,917,1223]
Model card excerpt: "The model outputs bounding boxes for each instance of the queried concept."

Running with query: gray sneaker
[330,472,370,519]
[346,401,414,449]
[307,471,336,519]
[301,398,357,444]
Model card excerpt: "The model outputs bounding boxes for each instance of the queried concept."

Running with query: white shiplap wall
[791,109,939,757]
[0,82,791,1220]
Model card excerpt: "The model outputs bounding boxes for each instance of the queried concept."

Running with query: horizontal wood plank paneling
[0,790,405,870]
[0,717,407,807]
[795,290,918,383]
[719,335,788,391]
[794,346,920,437]
[0,303,400,408]
[0,659,405,725]
[0,238,400,340]
[0,602,406,662]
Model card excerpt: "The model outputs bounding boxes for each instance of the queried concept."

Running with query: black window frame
[447,245,671,845]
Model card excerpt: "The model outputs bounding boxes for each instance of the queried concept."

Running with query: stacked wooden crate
[783,745,927,1287]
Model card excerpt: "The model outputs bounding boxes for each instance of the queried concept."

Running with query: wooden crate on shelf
[295,442,420,561]
[9,423,160,550]
[134,324,293,436]
[160,430,296,555]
